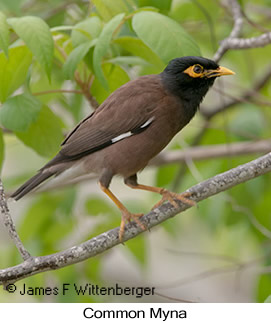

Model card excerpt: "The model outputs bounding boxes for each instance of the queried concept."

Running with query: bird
[11,56,234,241]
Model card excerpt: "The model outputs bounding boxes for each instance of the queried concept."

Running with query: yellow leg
[99,183,146,241]
[126,183,195,210]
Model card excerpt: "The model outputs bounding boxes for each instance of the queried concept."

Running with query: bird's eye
[193,65,203,74]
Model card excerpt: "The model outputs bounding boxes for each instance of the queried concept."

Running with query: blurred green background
[0,0,271,303]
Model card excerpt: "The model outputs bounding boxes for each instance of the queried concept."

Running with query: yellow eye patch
[183,64,204,78]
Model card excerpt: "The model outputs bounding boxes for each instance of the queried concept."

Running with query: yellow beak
[205,66,235,78]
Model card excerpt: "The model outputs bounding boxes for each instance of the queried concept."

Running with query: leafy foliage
[71,16,102,47]
[93,13,125,89]
[0,46,32,102]
[15,106,64,157]
[8,16,54,79]
[0,93,41,132]
[63,40,97,79]
[0,0,271,303]
[132,11,201,62]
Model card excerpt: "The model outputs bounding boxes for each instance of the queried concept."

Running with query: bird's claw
[151,189,196,210]
[119,211,145,242]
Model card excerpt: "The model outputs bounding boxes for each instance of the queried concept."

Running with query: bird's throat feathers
[161,72,214,120]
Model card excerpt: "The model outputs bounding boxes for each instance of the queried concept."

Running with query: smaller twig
[216,32,271,54]
[212,1,271,61]
[242,10,270,33]
[156,257,261,290]
[214,0,243,62]
[74,72,99,109]
[161,250,266,293]
[156,265,240,289]
[112,13,135,39]
[151,139,271,166]
[54,40,99,109]
[5,139,270,197]
[0,179,31,261]
[229,0,243,39]
[212,86,271,108]
[1,152,271,284]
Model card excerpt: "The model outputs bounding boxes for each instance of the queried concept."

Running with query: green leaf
[0,12,10,58]
[92,0,129,21]
[63,40,97,79]
[132,11,201,63]
[0,46,32,103]
[85,197,116,216]
[264,295,271,303]
[125,235,146,265]
[15,106,64,157]
[91,63,130,104]
[93,13,125,90]
[114,36,164,69]
[19,192,76,249]
[19,194,58,242]
[156,164,178,187]
[0,93,41,132]
[0,129,4,173]
[71,16,102,47]
[8,16,54,80]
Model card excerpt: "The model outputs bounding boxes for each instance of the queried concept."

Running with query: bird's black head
[161,56,234,112]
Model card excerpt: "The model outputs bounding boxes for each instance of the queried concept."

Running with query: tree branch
[0,179,31,261]
[6,139,269,196]
[213,0,243,62]
[213,0,271,62]
[1,152,271,285]
[54,40,99,109]
[200,65,271,119]
[174,0,270,195]
[215,32,271,60]
[150,139,271,166]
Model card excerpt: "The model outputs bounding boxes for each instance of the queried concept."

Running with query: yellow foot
[151,189,196,210]
[119,211,145,242]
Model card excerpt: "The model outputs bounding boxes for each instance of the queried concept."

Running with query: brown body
[39,75,192,187]
[12,56,234,240]
[87,76,190,179]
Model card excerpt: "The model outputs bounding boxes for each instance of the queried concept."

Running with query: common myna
[11,56,234,240]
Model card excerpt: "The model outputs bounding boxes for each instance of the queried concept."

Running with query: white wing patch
[140,116,155,129]
[110,116,155,144]
[111,131,132,143]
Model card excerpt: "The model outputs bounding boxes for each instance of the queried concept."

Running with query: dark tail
[11,171,54,200]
